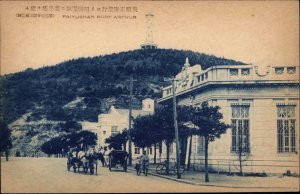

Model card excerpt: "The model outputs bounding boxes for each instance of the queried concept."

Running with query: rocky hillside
[0,48,246,156]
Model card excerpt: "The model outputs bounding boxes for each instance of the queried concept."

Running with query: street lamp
[171,77,181,179]
[128,76,136,166]
[128,76,133,166]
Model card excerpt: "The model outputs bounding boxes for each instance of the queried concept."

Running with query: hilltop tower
[140,13,158,50]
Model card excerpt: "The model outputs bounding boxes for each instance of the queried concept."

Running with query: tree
[0,120,12,152]
[190,102,230,182]
[177,105,197,167]
[105,129,128,150]
[132,115,161,163]
[183,123,199,171]
[236,129,250,176]
[64,120,81,133]
[41,130,98,156]
[132,115,156,148]
[41,137,63,156]
[152,104,176,175]
[131,105,193,169]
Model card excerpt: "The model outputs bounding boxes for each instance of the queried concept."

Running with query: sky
[1,0,299,75]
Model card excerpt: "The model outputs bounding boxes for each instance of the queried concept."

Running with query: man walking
[5,147,10,161]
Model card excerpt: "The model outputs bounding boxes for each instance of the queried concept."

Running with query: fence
[148,157,299,175]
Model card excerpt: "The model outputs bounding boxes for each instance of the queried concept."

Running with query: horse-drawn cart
[108,150,128,172]
[67,149,98,175]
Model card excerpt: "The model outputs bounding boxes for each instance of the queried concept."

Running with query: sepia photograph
[0,0,299,193]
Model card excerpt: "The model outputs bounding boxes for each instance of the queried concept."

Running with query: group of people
[135,150,149,174]
[68,144,150,171]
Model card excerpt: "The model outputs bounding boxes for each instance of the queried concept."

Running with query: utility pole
[128,76,133,166]
[172,78,181,179]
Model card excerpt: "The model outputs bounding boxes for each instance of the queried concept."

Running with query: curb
[127,168,298,190]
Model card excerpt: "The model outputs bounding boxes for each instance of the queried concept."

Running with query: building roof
[82,121,98,131]
[159,62,299,103]
[115,108,153,118]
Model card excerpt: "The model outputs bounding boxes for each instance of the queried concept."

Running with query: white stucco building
[83,98,156,157]
[158,58,299,174]
[81,121,100,144]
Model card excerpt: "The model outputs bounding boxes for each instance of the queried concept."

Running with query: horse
[86,147,101,174]
[67,148,95,174]
[67,150,80,173]
[77,150,91,174]
[67,146,108,174]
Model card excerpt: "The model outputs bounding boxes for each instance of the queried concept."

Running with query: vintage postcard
[1,0,299,193]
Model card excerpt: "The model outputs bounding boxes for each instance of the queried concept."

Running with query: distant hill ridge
[1,48,246,155]
[1,48,245,124]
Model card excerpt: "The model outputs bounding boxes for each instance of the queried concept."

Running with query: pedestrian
[5,147,10,161]
[15,149,21,157]
[61,148,65,158]
[98,146,107,167]
[104,147,112,166]
[139,150,149,174]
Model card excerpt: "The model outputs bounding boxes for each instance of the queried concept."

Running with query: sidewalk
[128,163,300,191]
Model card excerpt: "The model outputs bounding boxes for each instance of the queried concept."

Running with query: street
[1,157,297,193]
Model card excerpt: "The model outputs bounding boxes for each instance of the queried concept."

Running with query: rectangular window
[275,67,284,74]
[111,126,118,136]
[241,68,250,76]
[134,147,140,154]
[287,67,296,74]
[231,105,250,153]
[230,69,238,76]
[166,88,172,95]
[197,136,204,154]
[197,76,201,82]
[149,148,152,155]
[277,105,296,153]
[169,143,173,154]
[205,72,208,79]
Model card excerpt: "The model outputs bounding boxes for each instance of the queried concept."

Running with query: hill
[0,48,246,155]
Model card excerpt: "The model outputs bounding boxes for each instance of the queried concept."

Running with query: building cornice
[158,80,300,103]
